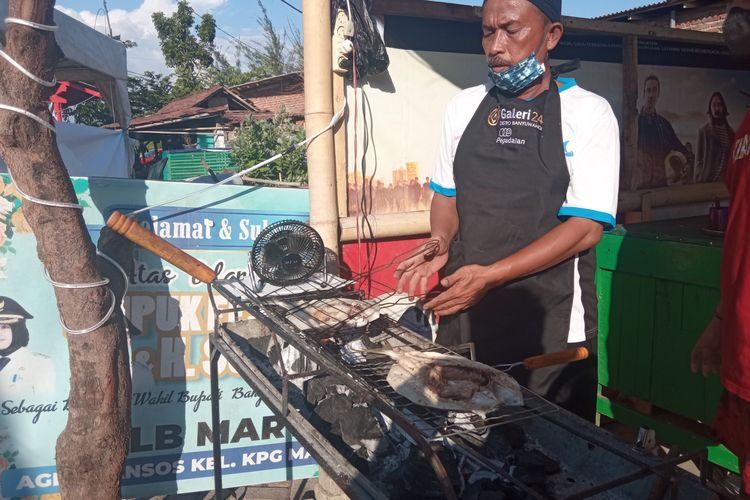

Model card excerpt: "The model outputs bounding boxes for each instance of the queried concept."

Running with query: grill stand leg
[210,334,223,497]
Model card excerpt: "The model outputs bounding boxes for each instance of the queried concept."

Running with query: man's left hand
[423,264,495,316]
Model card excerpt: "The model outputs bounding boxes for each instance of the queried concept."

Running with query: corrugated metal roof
[595,1,674,19]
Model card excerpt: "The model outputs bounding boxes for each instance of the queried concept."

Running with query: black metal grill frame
[205,273,708,500]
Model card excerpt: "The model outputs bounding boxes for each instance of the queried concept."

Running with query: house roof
[596,0,724,20]
[125,85,256,130]
[230,72,304,119]
[120,75,304,130]
[230,72,303,93]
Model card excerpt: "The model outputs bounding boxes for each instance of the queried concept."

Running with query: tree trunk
[0,2,131,499]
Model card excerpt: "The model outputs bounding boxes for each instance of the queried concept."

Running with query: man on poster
[395,0,619,419]
[691,0,750,494]
[636,74,691,189]
[694,92,735,184]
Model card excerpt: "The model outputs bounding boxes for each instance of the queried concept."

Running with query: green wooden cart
[596,216,739,473]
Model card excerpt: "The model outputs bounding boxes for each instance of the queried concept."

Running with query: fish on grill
[364,349,524,413]
[278,297,381,330]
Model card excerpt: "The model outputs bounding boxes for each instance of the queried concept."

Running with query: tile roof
[126,85,256,129]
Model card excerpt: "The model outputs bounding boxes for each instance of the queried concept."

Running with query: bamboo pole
[339,182,729,242]
[303,0,339,254]
[617,182,729,212]
[332,9,350,219]
[340,211,431,241]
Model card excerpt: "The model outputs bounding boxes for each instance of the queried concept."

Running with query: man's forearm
[485,217,604,287]
[430,193,459,250]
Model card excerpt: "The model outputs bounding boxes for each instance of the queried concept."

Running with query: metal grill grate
[213,273,559,443]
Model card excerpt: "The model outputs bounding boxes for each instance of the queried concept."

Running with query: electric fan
[250,220,325,286]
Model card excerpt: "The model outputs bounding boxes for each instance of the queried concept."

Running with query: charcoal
[305,375,366,405]
[314,394,352,426]
[339,406,382,446]
[511,449,560,475]
[488,423,527,450]
[510,466,547,486]
[461,479,509,500]
[479,491,509,500]
[395,446,462,499]
[484,430,513,459]
[304,375,338,405]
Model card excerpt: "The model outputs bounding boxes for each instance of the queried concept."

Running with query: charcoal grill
[206,267,715,499]
[106,213,715,500]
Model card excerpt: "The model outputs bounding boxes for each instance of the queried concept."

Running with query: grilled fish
[278,297,380,330]
[364,349,524,413]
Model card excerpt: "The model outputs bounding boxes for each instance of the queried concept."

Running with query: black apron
[436,80,597,417]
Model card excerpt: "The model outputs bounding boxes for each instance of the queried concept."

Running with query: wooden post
[332,9,350,219]
[303,0,339,254]
[622,35,639,192]
[0,2,131,498]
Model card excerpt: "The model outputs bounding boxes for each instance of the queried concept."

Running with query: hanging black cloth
[330,0,389,78]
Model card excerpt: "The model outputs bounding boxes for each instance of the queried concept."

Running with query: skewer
[493,347,589,372]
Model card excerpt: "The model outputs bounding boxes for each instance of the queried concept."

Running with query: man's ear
[546,22,564,52]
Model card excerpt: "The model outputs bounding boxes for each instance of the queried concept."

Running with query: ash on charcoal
[314,395,382,446]
[305,375,360,405]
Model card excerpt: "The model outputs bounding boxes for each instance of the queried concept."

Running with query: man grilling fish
[395,0,620,420]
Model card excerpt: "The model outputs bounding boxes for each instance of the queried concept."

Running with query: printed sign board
[0,176,318,498]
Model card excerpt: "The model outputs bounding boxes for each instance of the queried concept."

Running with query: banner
[345,14,750,215]
[0,176,318,498]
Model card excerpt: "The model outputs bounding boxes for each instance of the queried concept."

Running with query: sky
[55,0,652,75]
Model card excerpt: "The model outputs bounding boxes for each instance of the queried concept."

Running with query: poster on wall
[344,14,750,217]
[0,176,317,499]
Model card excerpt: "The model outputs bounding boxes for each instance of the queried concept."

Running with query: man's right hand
[690,316,723,377]
[394,236,450,299]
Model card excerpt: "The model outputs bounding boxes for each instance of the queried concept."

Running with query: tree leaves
[152,0,216,97]
[231,109,307,183]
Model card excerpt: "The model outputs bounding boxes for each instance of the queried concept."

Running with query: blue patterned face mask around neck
[488,51,546,95]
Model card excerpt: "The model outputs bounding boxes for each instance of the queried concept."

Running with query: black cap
[0,297,33,324]
[528,0,562,22]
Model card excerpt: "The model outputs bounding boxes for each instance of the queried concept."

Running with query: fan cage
[250,220,325,286]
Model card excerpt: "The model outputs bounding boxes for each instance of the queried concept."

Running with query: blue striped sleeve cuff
[558,207,616,229]
[429,180,456,197]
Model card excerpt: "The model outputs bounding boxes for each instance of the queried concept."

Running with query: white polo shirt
[431,77,620,229]
[430,77,620,343]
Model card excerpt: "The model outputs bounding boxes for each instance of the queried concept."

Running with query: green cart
[596,216,738,474]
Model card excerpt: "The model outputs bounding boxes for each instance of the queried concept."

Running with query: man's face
[724,1,750,56]
[482,0,552,73]
[710,96,726,118]
[0,324,12,350]
[644,79,660,109]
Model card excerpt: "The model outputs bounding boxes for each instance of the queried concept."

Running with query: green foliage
[64,99,112,127]
[231,110,307,183]
[235,1,303,79]
[203,50,255,87]
[128,71,174,117]
[152,0,216,97]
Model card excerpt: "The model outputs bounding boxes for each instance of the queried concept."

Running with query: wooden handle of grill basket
[107,211,217,284]
[523,347,589,370]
